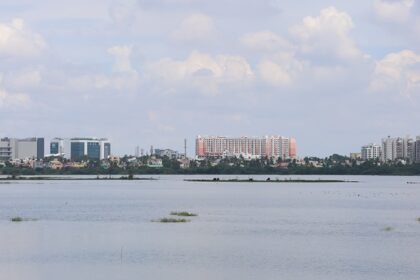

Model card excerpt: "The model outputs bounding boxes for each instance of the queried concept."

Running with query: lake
[0,175,419,280]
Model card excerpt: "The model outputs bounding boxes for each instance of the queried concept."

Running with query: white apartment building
[361,144,381,160]
[381,136,414,162]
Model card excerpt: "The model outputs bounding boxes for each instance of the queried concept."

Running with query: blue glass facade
[71,142,85,161]
[87,142,100,160]
[50,142,59,154]
[37,138,44,160]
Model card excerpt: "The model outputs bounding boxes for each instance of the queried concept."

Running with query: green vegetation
[11,216,23,222]
[170,211,198,217]
[382,226,394,232]
[2,154,420,176]
[185,178,355,183]
[153,217,190,223]
[10,216,37,222]
[417,217,420,222]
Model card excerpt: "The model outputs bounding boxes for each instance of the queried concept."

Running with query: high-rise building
[196,135,296,159]
[50,138,111,161]
[361,144,381,160]
[381,136,413,162]
[414,136,420,163]
[0,137,44,160]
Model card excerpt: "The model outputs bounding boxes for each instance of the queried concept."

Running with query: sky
[0,0,419,157]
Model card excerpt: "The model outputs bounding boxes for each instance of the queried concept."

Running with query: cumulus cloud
[373,0,414,23]
[150,51,254,93]
[371,49,420,95]
[109,0,138,26]
[0,18,46,57]
[108,45,135,72]
[67,72,140,93]
[291,7,362,61]
[241,31,293,52]
[171,13,216,42]
[0,88,30,107]
[258,52,304,87]
[3,69,42,90]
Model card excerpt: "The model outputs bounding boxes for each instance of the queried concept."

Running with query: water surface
[0,175,419,280]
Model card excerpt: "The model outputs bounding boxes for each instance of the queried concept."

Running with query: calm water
[0,175,419,280]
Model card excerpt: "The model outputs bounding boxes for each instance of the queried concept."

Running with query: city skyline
[0,1,419,157]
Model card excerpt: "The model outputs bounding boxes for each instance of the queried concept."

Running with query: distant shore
[1,162,420,176]
[184,178,358,183]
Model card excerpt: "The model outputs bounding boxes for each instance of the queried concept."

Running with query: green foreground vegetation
[2,154,420,175]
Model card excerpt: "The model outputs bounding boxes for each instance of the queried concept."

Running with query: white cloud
[371,50,420,95]
[3,69,42,90]
[241,31,293,52]
[68,72,140,93]
[149,51,254,94]
[258,52,304,87]
[151,51,254,82]
[0,18,46,57]
[109,0,138,26]
[171,13,216,42]
[291,7,362,61]
[108,45,134,72]
[373,0,414,23]
[0,88,30,107]
[149,51,255,94]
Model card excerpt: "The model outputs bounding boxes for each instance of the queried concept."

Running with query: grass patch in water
[417,217,420,222]
[170,211,198,217]
[153,217,190,223]
[11,216,23,222]
[382,226,394,232]
[10,216,37,222]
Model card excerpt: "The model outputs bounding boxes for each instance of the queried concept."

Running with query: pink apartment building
[196,136,297,159]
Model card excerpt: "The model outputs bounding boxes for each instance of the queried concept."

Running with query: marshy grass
[11,216,23,222]
[10,216,37,222]
[170,211,198,217]
[382,226,394,232]
[153,217,190,223]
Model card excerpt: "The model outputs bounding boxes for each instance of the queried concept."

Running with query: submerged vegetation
[154,217,190,223]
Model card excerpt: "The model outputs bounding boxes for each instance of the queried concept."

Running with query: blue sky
[0,0,419,157]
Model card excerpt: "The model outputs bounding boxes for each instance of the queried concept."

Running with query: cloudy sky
[0,0,419,157]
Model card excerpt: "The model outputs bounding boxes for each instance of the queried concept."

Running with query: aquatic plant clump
[10,216,37,222]
[170,211,198,217]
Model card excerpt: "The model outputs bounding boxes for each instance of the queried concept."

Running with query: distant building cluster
[49,138,111,161]
[153,148,183,159]
[0,137,44,161]
[361,136,420,163]
[195,135,297,159]
[0,137,110,162]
